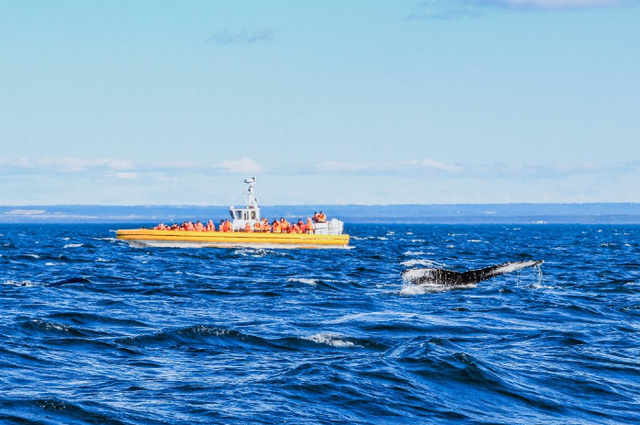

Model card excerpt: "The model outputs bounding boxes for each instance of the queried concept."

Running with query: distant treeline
[2,203,640,224]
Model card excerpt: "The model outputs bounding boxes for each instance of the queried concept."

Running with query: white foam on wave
[401,268,432,283]
[467,239,483,243]
[386,231,395,236]
[400,282,476,295]
[96,258,112,263]
[411,239,426,243]
[63,237,70,241]
[306,333,358,348]
[401,259,438,267]
[3,280,36,287]
[93,237,117,242]
[403,250,425,256]
[287,278,319,286]
[25,254,40,259]
[64,243,83,248]
[234,248,267,257]
[377,237,389,241]
[45,262,56,266]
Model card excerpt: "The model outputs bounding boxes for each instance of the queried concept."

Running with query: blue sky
[1,0,639,205]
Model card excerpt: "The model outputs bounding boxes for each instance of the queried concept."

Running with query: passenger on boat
[195,221,204,232]
[244,222,253,233]
[316,212,327,223]
[206,220,215,231]
[279,218,290,233]
[306,218,314,234]
[297,219,306,233]
[253,221,262,232]
[154,223,167,230]
[312,212,318,223]
[170,223,179,230]
[272,220,281,233]
[223,219,233,232]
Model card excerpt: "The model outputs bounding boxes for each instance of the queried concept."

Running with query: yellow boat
[116,178,350,249]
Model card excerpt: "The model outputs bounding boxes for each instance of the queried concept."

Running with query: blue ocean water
[1,224,639,424]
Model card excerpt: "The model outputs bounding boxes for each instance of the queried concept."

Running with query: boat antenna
[243,177,258,208]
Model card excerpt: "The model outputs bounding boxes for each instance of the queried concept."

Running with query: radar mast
[243,177,258,208]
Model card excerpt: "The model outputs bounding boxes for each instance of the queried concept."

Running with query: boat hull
[116,229,350,249]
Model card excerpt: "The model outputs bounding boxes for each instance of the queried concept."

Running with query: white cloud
[206,28,274,46]
[314,159,638,180]
[116,172,138,179]
[0,157,137,173]
[316,159,463,175]
[409,0,634,19]
[212,157,263,174]
[498,0,624,8]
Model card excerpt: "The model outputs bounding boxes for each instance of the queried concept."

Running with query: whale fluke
[402,261,543,288]
[48,277,92,287]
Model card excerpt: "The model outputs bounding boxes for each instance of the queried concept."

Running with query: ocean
[1,223,639,424]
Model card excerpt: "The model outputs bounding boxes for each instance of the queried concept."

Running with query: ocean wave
[401,259,438,267]
[63,243,84,248]
[403,250,425,256]
[304,333,358,348]
[4,398,120,424]
[15,253,40,259]
[18,318,98,337]
[3,279,36,287]
[287,278,320,286]
[93,237,117,242]
[116,325,277,351]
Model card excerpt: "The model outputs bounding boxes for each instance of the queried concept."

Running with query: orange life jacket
[245,223,253,233]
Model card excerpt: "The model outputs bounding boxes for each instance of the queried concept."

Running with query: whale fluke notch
[402,261,543,287]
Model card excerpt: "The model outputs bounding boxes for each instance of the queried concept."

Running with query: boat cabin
[229,177,261,230]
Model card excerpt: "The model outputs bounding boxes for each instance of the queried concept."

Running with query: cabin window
[251,211,256,220]
[235,211,242,219]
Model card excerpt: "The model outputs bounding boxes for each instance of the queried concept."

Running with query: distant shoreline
[1,203,640,224]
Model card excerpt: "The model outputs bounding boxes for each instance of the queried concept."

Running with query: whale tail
[402,261,543,287]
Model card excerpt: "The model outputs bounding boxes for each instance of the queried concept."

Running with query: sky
[1,0,639,206]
